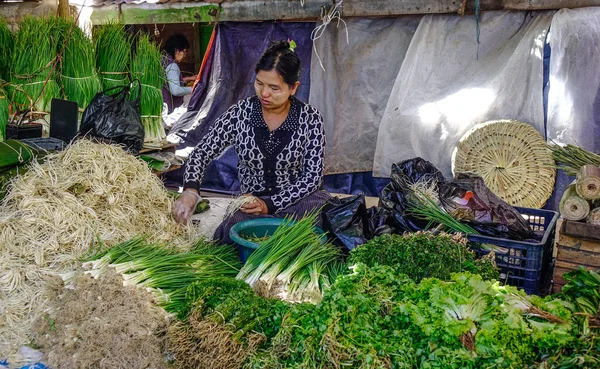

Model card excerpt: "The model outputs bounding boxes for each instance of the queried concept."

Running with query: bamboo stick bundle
[559,183,590,221]
[576,165,600,201]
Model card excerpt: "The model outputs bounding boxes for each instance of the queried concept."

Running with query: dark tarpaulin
[165,22,315,192]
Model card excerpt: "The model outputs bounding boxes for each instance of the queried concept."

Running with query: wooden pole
[58,0,70,19]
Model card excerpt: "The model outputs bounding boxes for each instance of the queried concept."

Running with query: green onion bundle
[549,143,600,176]
[0,17,13,82]
[0,86,7,140]
[59,20,101,110]
[83,236,241,315]
[8,16,61,113]
[408,189,480,235]
[131,33,166,144]
[236,213,342,302]
[94,22,131,90]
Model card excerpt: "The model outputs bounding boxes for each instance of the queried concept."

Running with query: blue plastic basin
[229,218,325,263]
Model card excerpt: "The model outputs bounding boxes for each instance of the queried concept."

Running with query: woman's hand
[183,74,197,83]
[240,195,268,215]
[172,189,201,224]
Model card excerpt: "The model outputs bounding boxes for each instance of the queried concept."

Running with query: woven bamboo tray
[451,120,556,209]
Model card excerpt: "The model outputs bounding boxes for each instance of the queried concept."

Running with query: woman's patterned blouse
[183,95,325,214]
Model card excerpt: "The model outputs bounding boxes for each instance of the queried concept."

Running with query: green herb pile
[247,264,591,369]
[131,33,166,144]
[348,232,499,282]
[168,277,292,369]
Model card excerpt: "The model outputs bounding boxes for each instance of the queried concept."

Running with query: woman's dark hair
[255,40,301,86]
[163,34,190,58]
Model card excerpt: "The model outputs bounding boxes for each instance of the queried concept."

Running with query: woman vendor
[162,34,197,114]
[172,40,330,245]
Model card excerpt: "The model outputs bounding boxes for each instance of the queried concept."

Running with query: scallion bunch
[0,17,13,82]
[83,236,241,315]
[94,22,131,90]
[8,16,61,112]
[131,33,166,144]
[237,212,343,302]
[59,20,102,110]
[0,86,8,140]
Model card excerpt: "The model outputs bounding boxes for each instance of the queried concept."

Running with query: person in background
[172,40,330,246]
[162,34,197,115]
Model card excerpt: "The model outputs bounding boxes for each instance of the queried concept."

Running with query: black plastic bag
[439,172,533,240]
[365,206,395,239]
[389,157,446,192]
[380,158,444,233]
[78,83,144,154]
[322,195,369,251]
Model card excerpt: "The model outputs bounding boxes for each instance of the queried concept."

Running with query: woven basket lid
[451,120,556,209]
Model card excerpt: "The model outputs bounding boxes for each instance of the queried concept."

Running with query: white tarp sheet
[547,7,600,152]
[309,17,421,175]
[373,11,554,178]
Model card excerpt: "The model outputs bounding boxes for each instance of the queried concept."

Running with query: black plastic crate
[467,207,559,295]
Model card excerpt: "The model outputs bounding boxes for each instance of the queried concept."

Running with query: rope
[61,74,97,80]
[141,115,161,118]
[0,140,34,164]
[310,0,349,72]
[475,0,481,59]
[14,80,57,87]
[141,84,162,92]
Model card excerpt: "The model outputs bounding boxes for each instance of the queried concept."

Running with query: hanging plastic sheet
[546,7,600,211]
[165,22,315,192]
[309,17,420,175]
[373,11,554,178]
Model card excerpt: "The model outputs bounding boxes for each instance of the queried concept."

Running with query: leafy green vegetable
[348,232,499,283]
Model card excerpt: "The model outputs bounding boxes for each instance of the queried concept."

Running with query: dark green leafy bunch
[179,277,291,344]
[541,267,600,368]
[247,264,581,369]
[348,232,499,283]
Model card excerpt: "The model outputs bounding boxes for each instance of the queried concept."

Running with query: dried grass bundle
[0,140,198,365]
[32,270,169,369]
